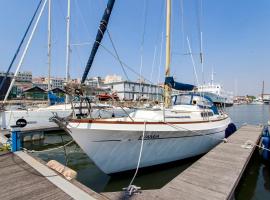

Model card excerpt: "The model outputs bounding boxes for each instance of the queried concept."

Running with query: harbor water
[23,104,270,199]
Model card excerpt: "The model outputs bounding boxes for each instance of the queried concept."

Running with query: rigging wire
[197,0,204,85]
[71,40,154,84]
[139,0,149,99]
[148,45,157,98]
[3,0,48,103]
[186,36,199,86]
[96,41,155,85]
[156,1,166,101]
[0,0,43,97]
[106,29,130,81]
[180,0,185,51]
[157,31,164,100]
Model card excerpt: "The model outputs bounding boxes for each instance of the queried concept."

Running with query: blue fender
[225,123,237,138]
[262,136,270,161]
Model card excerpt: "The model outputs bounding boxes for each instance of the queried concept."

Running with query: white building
[0,71,32,82]
[104,74,123,84]
[85,77,103,88]
[103,81,163,101]
[45,77,65,89]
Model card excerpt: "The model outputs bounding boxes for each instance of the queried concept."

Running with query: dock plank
[0,152,73,200]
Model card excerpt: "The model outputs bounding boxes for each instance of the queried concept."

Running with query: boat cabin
[172,93,219,115]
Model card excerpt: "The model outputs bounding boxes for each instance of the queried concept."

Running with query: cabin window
[174,95,192,105]
[201,112,214,117]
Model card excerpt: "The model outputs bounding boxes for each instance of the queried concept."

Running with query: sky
[0,0,270,96]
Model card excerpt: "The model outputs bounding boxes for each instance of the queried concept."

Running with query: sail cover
[81,0,115,84]
[165,76,195,91]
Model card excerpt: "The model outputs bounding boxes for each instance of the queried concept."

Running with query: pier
[0,124,264,199]
[102,124,263,200]
[0,151,107,200]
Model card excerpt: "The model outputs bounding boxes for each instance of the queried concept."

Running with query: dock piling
[11,127,21,152]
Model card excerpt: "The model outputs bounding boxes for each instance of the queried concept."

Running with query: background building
[103,80,163,101]
[104,74,123,84]
[0,71,32,82]
[84,77,103,88]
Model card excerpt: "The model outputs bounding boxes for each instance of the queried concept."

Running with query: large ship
[197,84,233,107]
[197,72,233,107]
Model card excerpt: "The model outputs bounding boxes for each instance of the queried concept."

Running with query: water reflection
[23,130,198,192]
[263,165,270,191]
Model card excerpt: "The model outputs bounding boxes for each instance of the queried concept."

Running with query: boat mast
[211,68,214,86]
[65,0,71,103]
[47,0,51,92]
[3,0,48,103]
[262,80,264,100]
[164,0,172,108]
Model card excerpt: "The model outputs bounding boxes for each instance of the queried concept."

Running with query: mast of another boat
[3,0,48,103]
[65,0,71,105]
[164,0,172,108]
[262,80,264,101]
[47,0,52,98]
[211,68,214,86]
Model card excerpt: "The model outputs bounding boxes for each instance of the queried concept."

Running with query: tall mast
[262,80,264,100]
[164,0,171,108]
[47,0,51,91]
[4,0,48,103]
[211,68,214,86]
[65,0,71,103]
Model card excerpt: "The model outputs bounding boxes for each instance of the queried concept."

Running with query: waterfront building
[0,71,32,82]
[104,74,122,84]
[103,80,163,101]
[45,77,65,89]
[84,77,103,88]
[23,86,47,100]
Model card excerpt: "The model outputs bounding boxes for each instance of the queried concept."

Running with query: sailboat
[60,0,232,174]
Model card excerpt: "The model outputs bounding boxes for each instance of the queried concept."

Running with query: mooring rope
[123,121,146,196]
[21,140,75,153]
[241,139,270,152]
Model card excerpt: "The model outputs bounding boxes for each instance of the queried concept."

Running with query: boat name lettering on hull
[139,135,159,140]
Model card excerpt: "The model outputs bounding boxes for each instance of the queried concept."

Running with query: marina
[1,0,270,199]
[0,106,268,199]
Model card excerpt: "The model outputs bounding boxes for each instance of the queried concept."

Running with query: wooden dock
[0,151,107,200]
[102,124,263,200]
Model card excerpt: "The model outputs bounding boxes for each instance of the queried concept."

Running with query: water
[23,104,270,199]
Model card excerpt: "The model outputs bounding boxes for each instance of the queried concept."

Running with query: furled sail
[165,76,195,91]
[81,0,115,83]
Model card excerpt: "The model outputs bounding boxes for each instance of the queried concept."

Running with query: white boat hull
[0,106,133,130]
[68,117,230,174]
